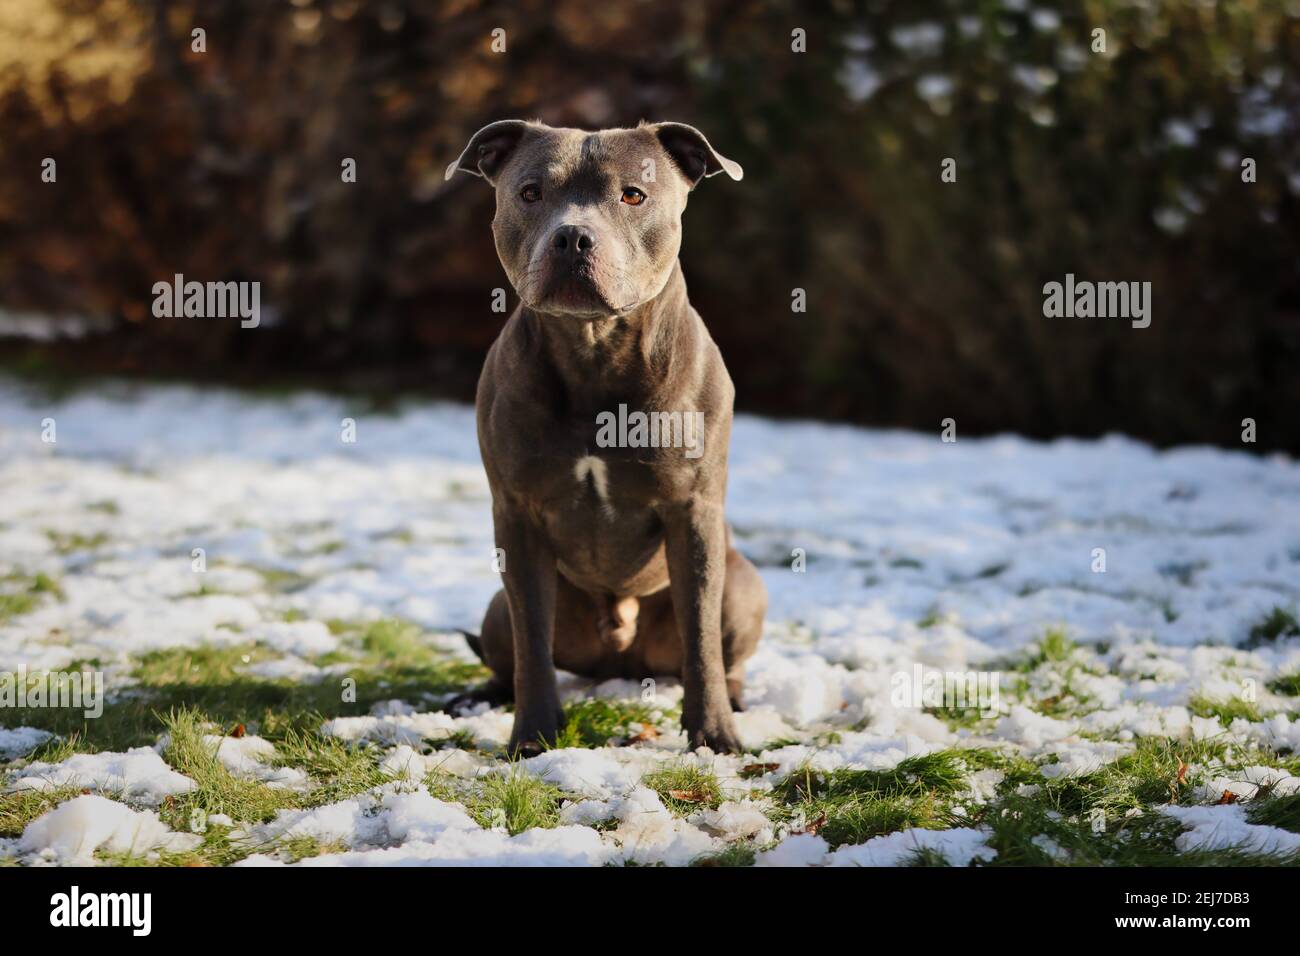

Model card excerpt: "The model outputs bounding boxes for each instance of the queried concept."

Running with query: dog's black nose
[552,224,595,257]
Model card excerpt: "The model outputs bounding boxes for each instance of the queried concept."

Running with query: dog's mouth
[529,263,623,317]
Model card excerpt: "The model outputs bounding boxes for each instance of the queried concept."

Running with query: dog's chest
[572,454,616,515]
[534,445,672,514]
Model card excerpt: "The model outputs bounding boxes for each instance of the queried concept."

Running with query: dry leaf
[623,724,660,744]
[740,762,780,778]
[804,813,828,834]
[230,723,246,738]
[1217,790,1238,805]
[667,789,708,803]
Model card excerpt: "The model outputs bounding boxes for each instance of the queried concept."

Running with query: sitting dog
[445,120,766,755]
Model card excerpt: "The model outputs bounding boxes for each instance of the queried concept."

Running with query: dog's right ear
[445,120,533,184]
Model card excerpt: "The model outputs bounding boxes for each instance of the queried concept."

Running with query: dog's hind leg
[721,547,767,712]
[446,590,515,713]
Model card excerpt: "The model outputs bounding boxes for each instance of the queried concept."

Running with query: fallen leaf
[623,724,660,745]
[230,723,246,739]
[1175,760,1189,784]
[804,813,828,835]
[668,789,708,803]
[1217,790,1238,805]
[740,762,780,778]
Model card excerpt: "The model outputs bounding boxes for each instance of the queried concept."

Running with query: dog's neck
[524,260,692,409]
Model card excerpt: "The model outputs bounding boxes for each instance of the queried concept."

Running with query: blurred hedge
[0,0,1297,449]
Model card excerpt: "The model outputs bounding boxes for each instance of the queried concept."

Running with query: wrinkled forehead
[506,127,669,191]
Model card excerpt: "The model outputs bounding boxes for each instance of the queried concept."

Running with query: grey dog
[445,120,766,755]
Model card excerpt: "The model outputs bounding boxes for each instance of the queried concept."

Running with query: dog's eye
[520,184,542,203]
[621,187,646,206]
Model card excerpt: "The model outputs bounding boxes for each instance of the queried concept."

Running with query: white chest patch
[573,455,614,515]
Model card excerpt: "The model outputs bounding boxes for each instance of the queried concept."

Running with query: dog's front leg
[663,497,743,753]
[494,503,563,755]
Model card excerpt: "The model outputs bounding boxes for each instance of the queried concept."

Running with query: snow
[560,785,719,866]
[2,379,1299,866]
[521,748,660,801]
[1162,804,1300,856]
[202,734,310,790]
[755,833,831,867]
[241,824,609,867]
[826,827,998,867]
[0,726,53,760]
[8,747,196,807]
[18,794,200,865]
[321,710,515,750]
[378,744,481,781]
[693,800,775,842]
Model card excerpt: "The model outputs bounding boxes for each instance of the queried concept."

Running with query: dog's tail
[458,629,486,663]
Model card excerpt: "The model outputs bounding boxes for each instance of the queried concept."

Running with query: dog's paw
[509,738,549,759]
[507,708,565,757]
[684,714,744,754]
[446,679,512,715]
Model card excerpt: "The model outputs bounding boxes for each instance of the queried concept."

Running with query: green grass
[769,751,971,849]
[1245,606,1300,649]
[924,702,994,731]
[157,707,304,826]
[962,738,1300,866]
[9,585,1298,868]
[691,843,757,867]
[552,697,667,749]
[0,571,62,622]
[916,608,943,629]
[994,627,1115,719]
[274,835,351,862]
[266,726,389,806]
[1029,737,1212,819]
[245,566,313,594]
[643,764,724,814]
[1268,673,1300,697]
[464,764,566,834]
[111,706,395,865]
[0,785,85,839]
[1247,793,1300,833]
[6,619,488,753]
[360,618,428,661]
[775,751,969,804]
[46,530,110,554]
[1188,694,1263,724]
[981,794,1296,866]
[136,643,274,686]
[1017,627,1078,672]
[24,732,83,765]
[906,847,957,866]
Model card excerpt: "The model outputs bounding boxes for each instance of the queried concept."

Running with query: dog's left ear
[445,119,534,183]
[652,122,744,187]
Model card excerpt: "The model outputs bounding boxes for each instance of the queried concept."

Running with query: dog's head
[446,121,742,319]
